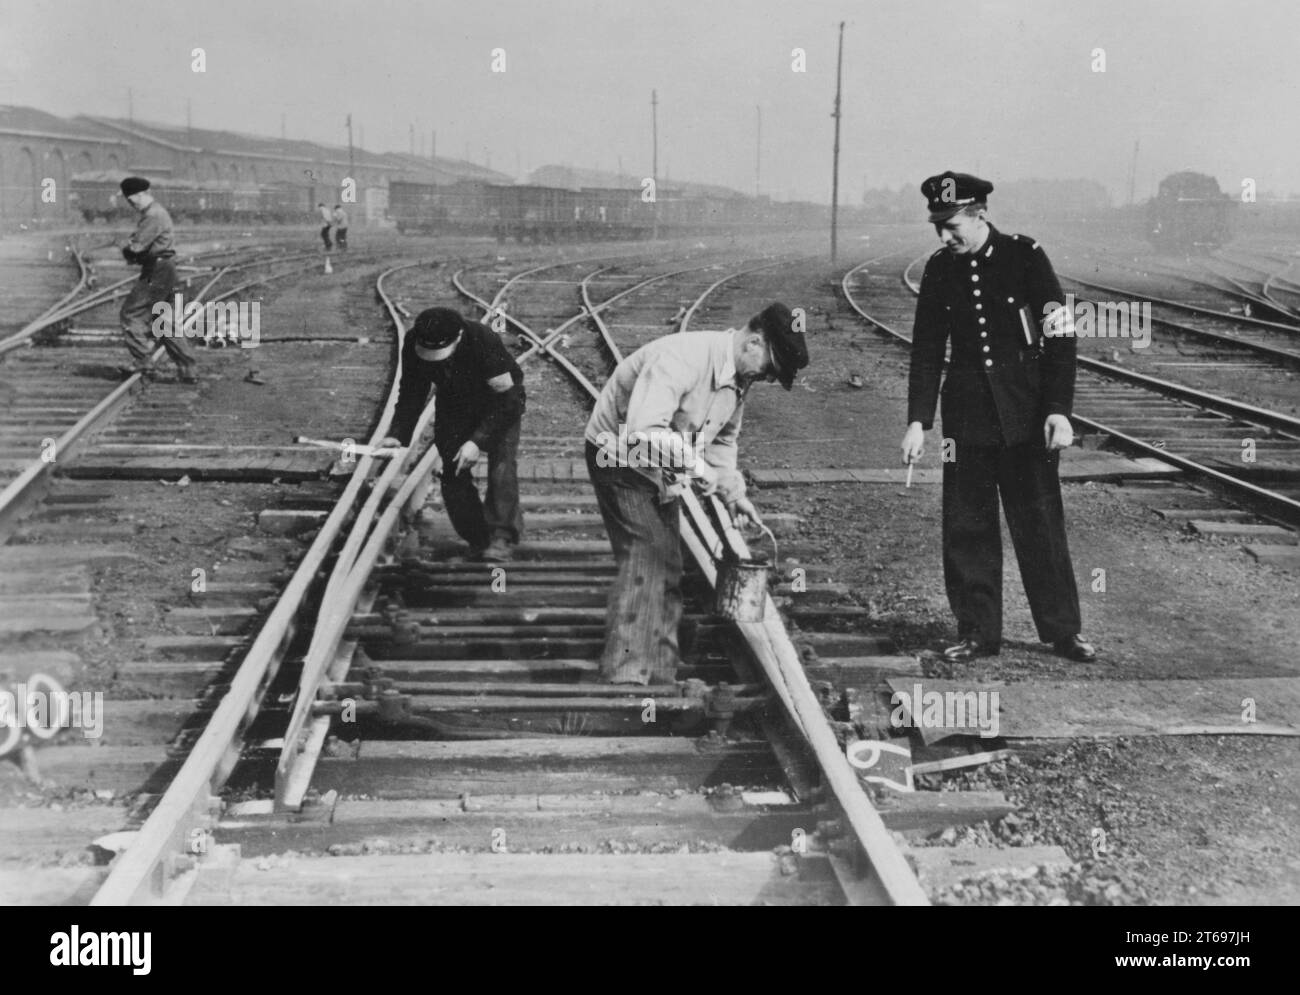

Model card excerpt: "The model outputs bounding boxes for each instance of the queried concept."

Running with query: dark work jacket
[907,225,1076,447]
[390,319,525,449]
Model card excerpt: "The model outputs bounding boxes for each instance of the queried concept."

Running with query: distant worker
[379,307,526,562]
[585,304,808,685]
[901,171,1095,663]
[332,204,349,250]
[117,176,197,383]
[317,202,333,250]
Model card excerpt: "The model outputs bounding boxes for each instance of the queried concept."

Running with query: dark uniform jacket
[907,225,1076,447]
[390,319,525,449]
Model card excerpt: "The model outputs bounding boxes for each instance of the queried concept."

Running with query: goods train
[69,169,849,239]
[69,172,315,225]
[388,179,838,241]
[1147,171,1234,252]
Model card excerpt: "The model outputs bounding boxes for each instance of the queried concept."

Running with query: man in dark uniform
[118,176,197,382]
[380,307,525,562]
[900,171,1095,663]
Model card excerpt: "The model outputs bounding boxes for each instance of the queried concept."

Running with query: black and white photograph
[0,0,1295,934]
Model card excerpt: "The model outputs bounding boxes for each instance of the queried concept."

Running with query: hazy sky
[3,0,1296,203]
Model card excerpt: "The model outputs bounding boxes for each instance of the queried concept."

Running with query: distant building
[0,104,512,226]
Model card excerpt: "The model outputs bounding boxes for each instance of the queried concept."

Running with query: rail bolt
[376,689,408,722]
[705,681,737,737]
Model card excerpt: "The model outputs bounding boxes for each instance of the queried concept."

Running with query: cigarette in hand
[905,463,914,489]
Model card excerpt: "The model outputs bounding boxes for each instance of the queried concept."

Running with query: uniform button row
[985,359,993,367]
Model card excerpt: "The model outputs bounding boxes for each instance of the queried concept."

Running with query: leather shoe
[477,539,513,563]
[942,637,999,662]
[1053,634,1097,662]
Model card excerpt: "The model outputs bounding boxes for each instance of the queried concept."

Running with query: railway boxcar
[493,184,581,242]
[1147,171,1235,252]
[258,181,313,224]
[69,172,132,222]
[388,179,496,234]
[577,188,651,239]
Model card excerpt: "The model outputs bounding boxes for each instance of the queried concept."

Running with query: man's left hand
[729,497,763,530]
[453,440,481,473]
[1044,414,1074,451]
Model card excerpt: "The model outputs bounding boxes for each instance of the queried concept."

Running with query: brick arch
[16,146,38,219]
[45,147,67,217]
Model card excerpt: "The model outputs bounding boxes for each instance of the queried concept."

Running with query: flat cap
[921,171,993,222]
[119,176,150,197]
[753,302,808,390]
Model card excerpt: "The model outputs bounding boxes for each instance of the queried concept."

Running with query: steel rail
[462,256,928,905]
[889,255,1300,436]
[273,259,443,809]
[89,255,420,904]
[843,254,1300,525]
[1062,271,1300,337]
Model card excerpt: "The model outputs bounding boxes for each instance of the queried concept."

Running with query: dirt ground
[3,224,1298,905]
[732,244,1300,906]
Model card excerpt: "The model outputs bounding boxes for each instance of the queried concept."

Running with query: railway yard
[1,221,1298,908]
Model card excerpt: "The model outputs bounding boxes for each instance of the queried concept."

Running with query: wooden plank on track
[886,676,1300,740]
[1244,544,1300,567]
[0,868,109,906]
[217,794,814,855]
[747,453,1178,487]
[907,845,1072,892]
[187,851,845,906]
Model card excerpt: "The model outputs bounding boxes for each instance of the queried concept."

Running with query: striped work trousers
[585,442,682,685]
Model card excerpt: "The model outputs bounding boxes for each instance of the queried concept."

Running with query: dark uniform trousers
[120,256,195,374]
[585,441,682,685]
[909,227,1084,648]
[943,441,1081,646]
[436,419,523,549]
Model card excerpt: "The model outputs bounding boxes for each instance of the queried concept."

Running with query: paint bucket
[713,525,778,622]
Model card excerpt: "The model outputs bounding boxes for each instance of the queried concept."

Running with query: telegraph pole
[830,21,845,263]
[346,113,355,177]
[1127,138,1140,205]
[755,105,762,198]
[651,89,659,240]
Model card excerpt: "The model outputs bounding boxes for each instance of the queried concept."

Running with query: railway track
[0,240,954,907]
[0,235,414,899]
[1204,249,1300,319]
[0,242,388,539]
[840,251,1300,545]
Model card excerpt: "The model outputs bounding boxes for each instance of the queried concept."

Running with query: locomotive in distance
[1146,170,1235,252]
